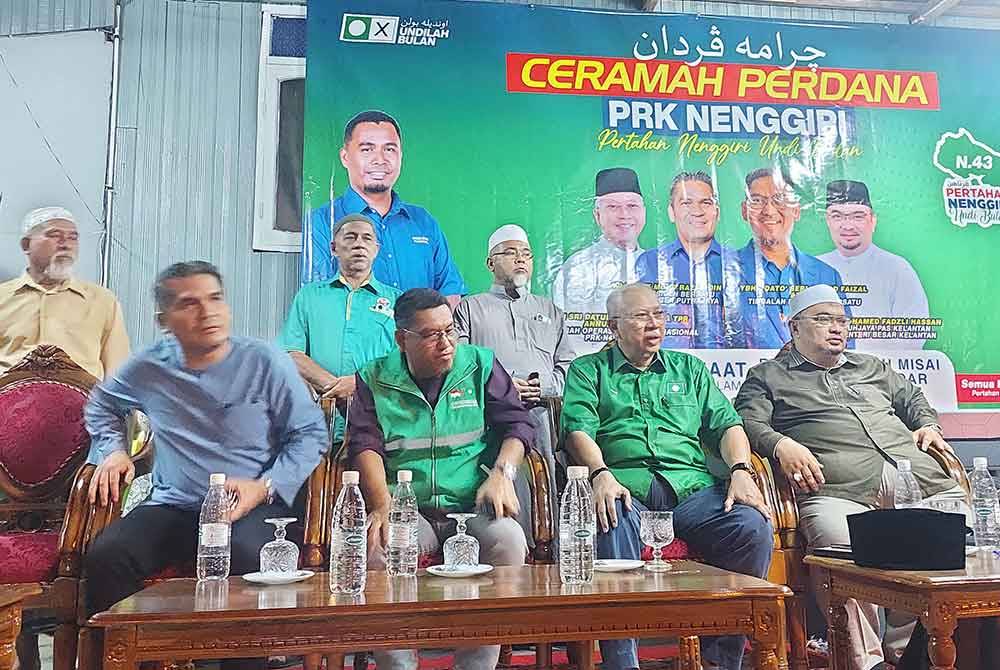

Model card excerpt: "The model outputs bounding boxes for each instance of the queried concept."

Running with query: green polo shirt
[562,345,742,502]
[279,275,400,439]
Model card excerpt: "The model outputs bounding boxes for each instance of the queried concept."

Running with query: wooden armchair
[0,346,99,670]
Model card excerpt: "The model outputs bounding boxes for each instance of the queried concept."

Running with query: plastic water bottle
[971,457,1000,550]
[559,466,595,585]
[387,470,419,577]
[197,473,231,581]
[893,459,923,509]
[329,470,367,594]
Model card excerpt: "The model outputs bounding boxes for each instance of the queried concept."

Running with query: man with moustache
[737,168,843,348]
[305,110,465,307]
[636,171,744,349]
[350,288,534,670]
[735,284,966,670]
[562,282,773,670]
[280,213,401,442]
[552,167,646,353]
[83,261,328,670]
[0,207,129,378]
[818,180,929,350]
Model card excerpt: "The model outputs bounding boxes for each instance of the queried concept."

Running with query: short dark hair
[343,110,402,144]
[153,261,223,312]
[394,288,448,331]
[745,166,795,192]
[669,171,715,200]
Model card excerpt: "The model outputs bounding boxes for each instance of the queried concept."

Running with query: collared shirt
[348,357,536,460]
[0,273,129,379]
[635,239,746,349]
[734,346,955,506]
[85,336,328,510]
[454,284,575,396]
[551,237,645,355]
[561,345,742,502]
[818,244,930,350]
[304,186,465,295]
[736,241,844,348]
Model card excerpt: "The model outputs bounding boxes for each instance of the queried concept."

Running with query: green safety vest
[359,344,495,510]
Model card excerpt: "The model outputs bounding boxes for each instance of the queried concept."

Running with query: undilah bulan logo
[340,13,450,47]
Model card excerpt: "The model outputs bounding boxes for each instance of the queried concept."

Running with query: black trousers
[84,500,298,614]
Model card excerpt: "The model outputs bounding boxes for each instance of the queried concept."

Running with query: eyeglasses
[746,194,798,211]
[401,326,459,343]
[827,211,871,224]
[617,310,667,324]
[598,202,644,214]
[491,249,533,261]
[795,315,851,327]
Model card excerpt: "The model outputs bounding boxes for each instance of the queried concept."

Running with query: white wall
[0,29,112,282]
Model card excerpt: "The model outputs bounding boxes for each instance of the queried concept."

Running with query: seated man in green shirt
[735,284,967,670]
[562,282,773,670]
[279,213,400,440]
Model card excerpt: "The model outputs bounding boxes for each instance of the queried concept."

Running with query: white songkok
[22,207,77,236]
[487,224,529,254]
[789,284,843,318]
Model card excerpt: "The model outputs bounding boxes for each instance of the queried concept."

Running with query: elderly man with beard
[0,207,129,379]
[280,213,401,442]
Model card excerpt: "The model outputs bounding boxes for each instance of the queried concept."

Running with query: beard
[510,272,529,289]
[43,256,75,282]
[362,183,390,195]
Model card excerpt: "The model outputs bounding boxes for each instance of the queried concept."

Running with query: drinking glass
[443,513,479,567]
[260,517,299,573]
[640,510,674,572]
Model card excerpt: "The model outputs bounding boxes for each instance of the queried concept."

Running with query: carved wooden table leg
[751,598,787,670]
[677,636,701,670]
[103,626,138,670]
[787,594,809,670]
[0,601,23,670]
[923,607,958,670]
[534,642,553,669]
[304,653,323,670]
[824,572,851,670]
[566,641,594,670]
[323,652,345,670]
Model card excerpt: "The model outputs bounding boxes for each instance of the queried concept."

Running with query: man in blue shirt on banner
[635,171,745,349]
[304,110,466,307]
[736,167,843,348]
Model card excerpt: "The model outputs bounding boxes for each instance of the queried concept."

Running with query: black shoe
[867,662,892,670]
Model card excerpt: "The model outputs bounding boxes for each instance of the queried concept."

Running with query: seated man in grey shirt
[735,284,967,670]
[454,224,575,513]
[83,262,328,633]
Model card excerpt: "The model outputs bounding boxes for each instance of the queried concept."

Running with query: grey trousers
[798,462,970,670]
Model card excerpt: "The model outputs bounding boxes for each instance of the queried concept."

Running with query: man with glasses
[552,167,647,354]
[818,180,930,350]
[735,284,967,670]
[562,282,773,670]
[737,167,843,348]
[635,171,745,349]
[349,288,535,670]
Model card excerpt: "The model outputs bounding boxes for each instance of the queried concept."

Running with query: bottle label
[388,524,412,548]
[200,523,231,548]
[574,528,592,539]
[345,532,365,547]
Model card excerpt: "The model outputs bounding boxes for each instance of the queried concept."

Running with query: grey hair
[330,213,376,239]
[606,282,656,318]
[669,171,716,201]
[153,261,223,312]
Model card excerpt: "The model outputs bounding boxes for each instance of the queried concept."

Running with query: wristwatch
[730,463,754,477]
[494,462,517,481]
[262,477,275,505]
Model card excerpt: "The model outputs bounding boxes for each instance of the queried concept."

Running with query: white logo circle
[348,19,367,37]
[671,384,680,392]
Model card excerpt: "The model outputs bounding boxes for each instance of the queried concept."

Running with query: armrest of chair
[525,448,554,563]
[927,443,971,498]
[302,454,335,569]
[750,453,800,549]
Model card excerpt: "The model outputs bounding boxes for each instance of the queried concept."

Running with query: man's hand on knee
[226,478,270,522]
[724,471,774,525]
[592,470,631,532]
[88,450,135,506]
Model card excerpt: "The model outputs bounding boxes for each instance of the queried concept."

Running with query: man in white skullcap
[735,284,968,670]
[0,207,129,378]
[454,224,575,520]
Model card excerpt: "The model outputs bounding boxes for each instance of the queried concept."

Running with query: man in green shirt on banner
[562,283,773,670]
[279,213,400,441]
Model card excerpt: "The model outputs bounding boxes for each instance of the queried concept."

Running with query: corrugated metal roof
[0,0,114,37]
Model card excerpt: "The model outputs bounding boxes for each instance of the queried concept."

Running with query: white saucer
[594,559,645,572]
[242,569,315,585]
[426,564,494,578]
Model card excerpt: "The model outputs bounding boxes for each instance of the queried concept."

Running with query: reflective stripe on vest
[384,426,486,452]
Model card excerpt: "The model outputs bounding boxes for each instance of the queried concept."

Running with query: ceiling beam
[910,0,964,23]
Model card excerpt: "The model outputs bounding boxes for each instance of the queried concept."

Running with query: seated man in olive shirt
[735,284,968,670]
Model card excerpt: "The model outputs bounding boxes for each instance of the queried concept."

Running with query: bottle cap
[342,470,360,485]
[397,470,412,483]
[209,473,226,486]
[897,459,911,471]
[974,457,989,469]
[567,466,589,480]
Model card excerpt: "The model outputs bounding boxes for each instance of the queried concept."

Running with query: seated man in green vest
[350,288,536,670]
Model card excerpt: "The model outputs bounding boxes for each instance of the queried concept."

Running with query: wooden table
[1,585,42,670]
[89,562,790,670]
[806,554,1000,670]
